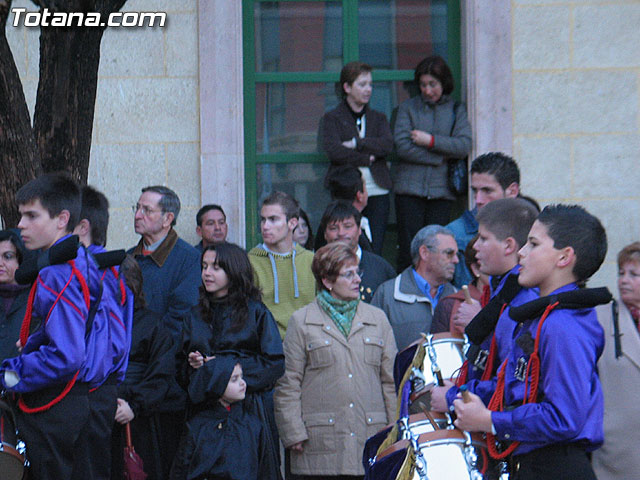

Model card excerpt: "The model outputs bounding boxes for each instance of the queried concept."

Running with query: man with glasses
[371,225,458,350]
[128,185,200,478]
[320,201,395,303]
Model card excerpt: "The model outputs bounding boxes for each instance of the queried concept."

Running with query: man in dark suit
[320,201,395,303]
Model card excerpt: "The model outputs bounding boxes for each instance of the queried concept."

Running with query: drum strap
[17,260,91,414]
[486,301,559,459]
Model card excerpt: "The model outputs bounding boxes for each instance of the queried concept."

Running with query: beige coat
[592,301,640,480]
[274,299,397,476]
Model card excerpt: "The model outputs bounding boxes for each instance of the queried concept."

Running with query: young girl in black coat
[172,242,285,479]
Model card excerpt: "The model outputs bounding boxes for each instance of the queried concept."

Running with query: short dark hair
[536,204,607,283]
[141,186,181,226]
[120,254,146,310]
[261,191,300,221]
[476,198,539,249]
[0,229,26,265]
[16,173,81,232]
[312,242,358,291]
[326,166,364,202]
[318,201,362,236]
[338,61,373,98]
[470,152,520,191]
[80,185,110,247]
[414,55,454,96]
[196,204,226,227]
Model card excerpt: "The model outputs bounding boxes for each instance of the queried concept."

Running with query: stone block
[99,23,165,77]
[515,135,572,199]
[88,143,166,209]
[201,153,245,246]
[574,5,640,68]
[95,77,199,143]
[588,261,616,296]
[166,142,201,210]
[174,207,200,246]
[514,71,637,135]
[573,135,640,197]
[514,0,594,4]
[582,199,640,266]
[513,5,570,70]
[125,0,196,13]
[165,13,198,76]
[105,207,139,251]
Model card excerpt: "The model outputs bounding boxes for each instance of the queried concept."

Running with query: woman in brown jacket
[274,242,396,479]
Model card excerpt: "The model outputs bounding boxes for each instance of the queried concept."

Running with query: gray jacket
[371,267,457,350]
[393,95,472,199]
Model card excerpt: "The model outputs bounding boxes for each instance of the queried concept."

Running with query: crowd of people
[0,54,633,480]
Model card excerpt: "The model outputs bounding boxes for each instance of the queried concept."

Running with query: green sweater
[249,244,316,339]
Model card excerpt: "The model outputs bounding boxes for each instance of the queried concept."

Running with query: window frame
[242,0,461,246]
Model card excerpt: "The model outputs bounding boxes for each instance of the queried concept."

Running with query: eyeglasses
[428,246,458,259]
[338,269,363,281]
[132,204,162,217]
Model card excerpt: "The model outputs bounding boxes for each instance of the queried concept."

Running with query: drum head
[0,444,25,480]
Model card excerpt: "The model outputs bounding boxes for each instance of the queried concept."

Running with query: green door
[243,0,461,248]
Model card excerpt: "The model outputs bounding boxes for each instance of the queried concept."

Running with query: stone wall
[6,0,201,250]
[511,0,640,289]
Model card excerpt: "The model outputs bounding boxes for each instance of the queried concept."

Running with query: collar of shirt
[411,268,444,308]
[356,245,362,262]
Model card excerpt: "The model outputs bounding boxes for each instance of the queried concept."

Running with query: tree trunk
[0,0,40,228]
[33,24,105,183]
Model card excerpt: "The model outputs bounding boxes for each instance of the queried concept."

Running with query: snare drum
[420,333,465,384]
[405,411,450,436]
[0,400,26,480]
[414,429,487,480]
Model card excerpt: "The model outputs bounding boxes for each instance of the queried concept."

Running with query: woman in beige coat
[275,242,396,478]
[592,242,640,480]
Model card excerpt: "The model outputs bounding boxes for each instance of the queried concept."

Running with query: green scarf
[316,289,359,338]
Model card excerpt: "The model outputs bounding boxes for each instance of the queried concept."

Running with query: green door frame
[243,0,461,247]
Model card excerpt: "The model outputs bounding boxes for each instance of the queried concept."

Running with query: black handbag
[446,101,468,196]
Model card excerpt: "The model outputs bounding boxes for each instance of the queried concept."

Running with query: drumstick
[462,285,473,304]
[460,385,472,403]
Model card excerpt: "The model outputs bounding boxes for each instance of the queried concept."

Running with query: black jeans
[510,443,597,480]
[362,193,390,256]
[395,194,453,271]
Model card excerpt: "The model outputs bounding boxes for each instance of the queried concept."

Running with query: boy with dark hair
[249,191,315,338]
[1,174,102,480]
[452,198,538,382]
[72,185,133,480]
[447,152,521,287]
[442,204,611,480]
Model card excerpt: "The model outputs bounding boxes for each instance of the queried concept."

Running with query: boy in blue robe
[0,174,103,480]
[441,204,610,480]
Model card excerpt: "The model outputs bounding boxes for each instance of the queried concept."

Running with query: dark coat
[170,401,266,480]
[129,229,201,341]
[178,299,285,480]
[0,286,29,362]
[319,101,393,190]
[111,307,175,480]
[359,250,396,303]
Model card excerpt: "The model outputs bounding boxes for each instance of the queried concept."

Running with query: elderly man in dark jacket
[129,185,201,478]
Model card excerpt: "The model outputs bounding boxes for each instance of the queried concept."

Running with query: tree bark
[0,0,40,228]
[33,0,126,183]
